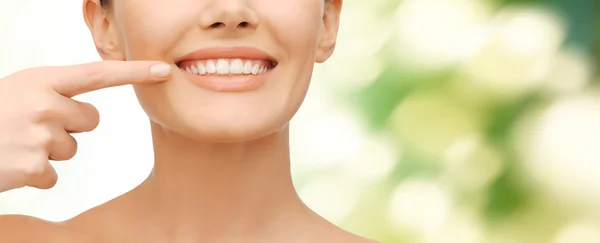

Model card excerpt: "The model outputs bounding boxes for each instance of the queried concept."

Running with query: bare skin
[2,193,375,243]
[0,61,374,242]
[0,0,378,242]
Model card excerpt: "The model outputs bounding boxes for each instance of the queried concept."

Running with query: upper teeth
[182,59,270,76]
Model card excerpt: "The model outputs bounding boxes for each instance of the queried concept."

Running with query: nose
[198,0,259,32]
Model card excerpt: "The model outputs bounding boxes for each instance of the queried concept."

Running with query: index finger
[47,61,173,97]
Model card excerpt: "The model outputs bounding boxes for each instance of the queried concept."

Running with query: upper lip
[175,46,278,66]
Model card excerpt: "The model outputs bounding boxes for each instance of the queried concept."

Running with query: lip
[175,46,277,92]
[178,69,273,92]
[175,46,277,64]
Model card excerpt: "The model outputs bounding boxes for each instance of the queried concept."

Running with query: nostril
[238,22,249,28]
[210,22,223,28]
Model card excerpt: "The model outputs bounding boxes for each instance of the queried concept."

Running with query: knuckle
[68,101,101,133]
[9,67,38,80]
[3,66,52,87]
[63,136,78,160]
[26,67,55,85]
[22,161,48,178]
[42,176,58,189]
[33,127,54,148]
[35,175,58,189]
[49,134,78,161]
[82,103,101,129]
[30,99,58,123]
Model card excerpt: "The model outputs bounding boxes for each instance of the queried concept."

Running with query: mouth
[175,46,279,76]
[176,58,278,76]
[174,47,279,92]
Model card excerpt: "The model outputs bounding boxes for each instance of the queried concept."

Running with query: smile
[178,58,276,76]
[174,47,278,92]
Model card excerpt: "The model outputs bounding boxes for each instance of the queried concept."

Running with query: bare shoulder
[0,215,58,242]
[309,219,380,243]
[0,214,87,243]
[355,237,380,243]
[351,236,380,243]
[333,231,380,243]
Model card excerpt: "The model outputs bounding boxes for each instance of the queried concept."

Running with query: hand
[0,61,172,193]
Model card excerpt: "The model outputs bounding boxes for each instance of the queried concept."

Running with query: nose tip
[207,21,252,29]
[199,2,258,31]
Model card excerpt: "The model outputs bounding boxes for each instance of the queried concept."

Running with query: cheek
[112,0,324,62]
[113,0,325,141]
[113,1,192,60]
[262,0,323,60]
[255,0,324,116]
[261,0,322,104]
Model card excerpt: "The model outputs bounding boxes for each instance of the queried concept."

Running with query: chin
[173,113,291,143]
[134,78,303,143]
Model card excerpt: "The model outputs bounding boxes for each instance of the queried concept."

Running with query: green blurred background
[0,0,598,242]
[295,0,599,242]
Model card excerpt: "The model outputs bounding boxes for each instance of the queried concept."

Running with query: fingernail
[150,63,172,78]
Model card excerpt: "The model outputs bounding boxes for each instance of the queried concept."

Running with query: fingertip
[150,63,173,79]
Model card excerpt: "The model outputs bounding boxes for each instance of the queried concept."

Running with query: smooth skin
[0,61,172,192]
[0,0,378,242]
[0,61,172,241]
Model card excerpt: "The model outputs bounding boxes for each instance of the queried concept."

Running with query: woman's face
[84,0,341,142]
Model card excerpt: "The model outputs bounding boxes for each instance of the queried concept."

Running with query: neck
[131,122,308,240]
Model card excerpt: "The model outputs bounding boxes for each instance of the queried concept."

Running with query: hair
[99,0,108,8]
[100,0,333,8]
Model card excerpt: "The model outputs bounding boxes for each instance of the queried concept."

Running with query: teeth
[243,61,253,74]
[197,62,207,75]
[206,60,217,74]
[181,59,272,76]
[216,59,230,75]
[252,64,259,75]
[230,59,244,74]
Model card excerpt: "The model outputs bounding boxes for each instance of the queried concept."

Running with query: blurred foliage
[304,0,599,242]
[1,1,597,242]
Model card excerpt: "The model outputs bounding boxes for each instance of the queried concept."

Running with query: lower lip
[179,68,272,92]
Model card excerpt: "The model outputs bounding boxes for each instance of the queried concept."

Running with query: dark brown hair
[100,0,333,8]
[99,0,108,8]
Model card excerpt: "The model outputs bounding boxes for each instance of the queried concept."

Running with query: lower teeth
[181,67,269,76]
